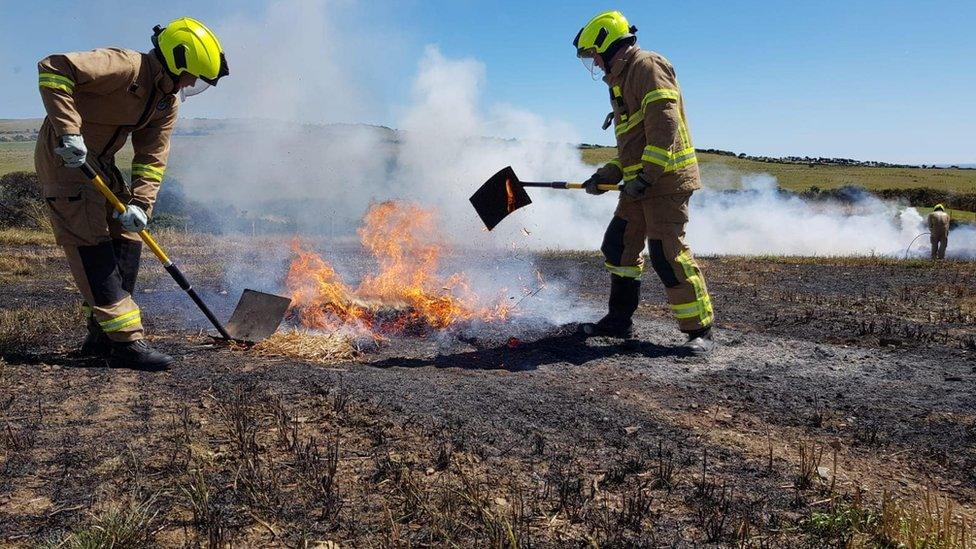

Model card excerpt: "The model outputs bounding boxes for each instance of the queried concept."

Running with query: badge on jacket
[156,96,175,111]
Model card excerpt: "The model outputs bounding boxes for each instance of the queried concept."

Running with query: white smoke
[391,46,612,250]
[687,171,976,259]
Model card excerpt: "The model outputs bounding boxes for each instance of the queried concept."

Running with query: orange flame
[505,178,517,213]
[286,201,511,336]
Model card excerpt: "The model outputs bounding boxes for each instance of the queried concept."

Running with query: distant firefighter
[927,204,950,259]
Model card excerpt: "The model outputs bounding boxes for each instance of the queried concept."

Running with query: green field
[581,147,976,194]
[0,141,134,175]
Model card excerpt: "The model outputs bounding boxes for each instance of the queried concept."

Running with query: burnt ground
[1,232,975,547]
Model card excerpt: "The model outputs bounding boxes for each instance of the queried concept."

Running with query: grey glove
[114,204,148,232]
[622,174,651,198]
[55,134,87,168]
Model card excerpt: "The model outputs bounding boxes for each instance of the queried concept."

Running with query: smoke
[687,171,976,259]
[390,46,612,250]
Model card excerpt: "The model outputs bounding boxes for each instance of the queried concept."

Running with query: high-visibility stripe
[99,309,142,333]
[131,163,165,182]
[675,251,713,326]
[641,146,698,172]
[671,301,705,319]
[641,146,671,168]
[614,88,681,137]
[38,72,75,93]
[640,88,680,110]
[606,158,622,171]
[621,163,642,182]
[604,262,643,279]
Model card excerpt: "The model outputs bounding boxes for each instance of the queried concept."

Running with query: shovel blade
[225,289,292,343]
[469,166,532,231]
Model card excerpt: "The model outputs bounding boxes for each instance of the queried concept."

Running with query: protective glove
[622,174,651,198]
[55,134,87,168]
[583,173,607,195]
[114,204,149,232]
[585,170,621,195]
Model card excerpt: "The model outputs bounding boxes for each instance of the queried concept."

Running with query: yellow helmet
[152,17,228,86]
[573,10,637,58]
[934,204,946,212]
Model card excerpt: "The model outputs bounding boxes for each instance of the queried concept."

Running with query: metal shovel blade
[469,166,533,231]
[224,289,292,343]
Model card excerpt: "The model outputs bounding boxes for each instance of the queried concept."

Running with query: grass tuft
[41,496,161,549]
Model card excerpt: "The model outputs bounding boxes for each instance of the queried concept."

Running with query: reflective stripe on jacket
[35,48,179,215]
[595,48,701,197]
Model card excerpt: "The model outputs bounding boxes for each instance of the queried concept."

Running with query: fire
[505,178,516,213]
[286,201,511,336]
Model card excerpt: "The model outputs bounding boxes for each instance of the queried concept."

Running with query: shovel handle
[78,162,233,340]
[521,181,621,191]
[80,163,171,265]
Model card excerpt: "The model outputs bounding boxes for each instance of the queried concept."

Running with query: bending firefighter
[35,18,229,369]
[928,204,950,260]
[574,10,715,355]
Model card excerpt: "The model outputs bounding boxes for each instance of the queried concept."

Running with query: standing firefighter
[35,17,228,370]
[574,10,715,355]
[928,204,950,260]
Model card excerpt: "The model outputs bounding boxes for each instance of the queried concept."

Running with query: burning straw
[250,328,361,364]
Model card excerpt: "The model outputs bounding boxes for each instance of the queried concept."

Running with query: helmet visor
[578,52,602,80]
[179,79,211,102]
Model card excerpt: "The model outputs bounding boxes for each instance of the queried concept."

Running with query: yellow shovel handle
[80,163,171,265]
[564,182,621,191]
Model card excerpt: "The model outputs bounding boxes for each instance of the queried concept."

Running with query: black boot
[580,275,640,338]
[109,339,175,371]
[78,314,112,357]
[682,326,716,357]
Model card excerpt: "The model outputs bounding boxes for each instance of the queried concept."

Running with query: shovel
[79,162,290,343]
[469,166,620,230]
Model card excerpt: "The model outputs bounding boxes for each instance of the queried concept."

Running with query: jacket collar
[602,46,639,85]
[146,52,177,96]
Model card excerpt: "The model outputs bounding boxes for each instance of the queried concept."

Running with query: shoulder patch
[156,96,175,111]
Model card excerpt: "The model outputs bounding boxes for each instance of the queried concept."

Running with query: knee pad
[76,241,128,306]
[647,239,680,288]
[113,240,143,295]
[601,216,628,265]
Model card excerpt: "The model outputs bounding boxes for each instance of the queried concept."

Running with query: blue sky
[1,0,973,164]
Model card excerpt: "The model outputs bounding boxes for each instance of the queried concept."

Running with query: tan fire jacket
[35,48,179,214]
[928,210,950,238]
[595,48,700,197]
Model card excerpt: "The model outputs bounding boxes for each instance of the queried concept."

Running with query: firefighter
[35,17,229,370]
[928,204,950,260]
[573,10,715,355]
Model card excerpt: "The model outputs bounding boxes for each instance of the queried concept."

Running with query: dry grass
[804,490,974,548]
[249,328,360,364]
[0,256,32,281]
[0,249,63,283]
[0,305,83,353]
[877,491,972,549]
[0,227,55,246]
